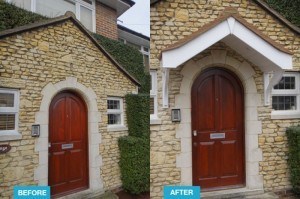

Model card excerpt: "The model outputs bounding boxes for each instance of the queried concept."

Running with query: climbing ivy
[0,1,47,32]
[93,33,150,93]
[265,0,300,27]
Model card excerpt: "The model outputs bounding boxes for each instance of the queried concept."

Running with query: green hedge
[286,126,300,194]
[93,33,150,93]
[125,94,150,137]
[0,1,47,32]
[118,136,150,194]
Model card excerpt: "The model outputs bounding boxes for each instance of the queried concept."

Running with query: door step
[202,188,279,199]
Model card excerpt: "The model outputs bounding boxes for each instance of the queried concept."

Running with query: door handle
[193,130,197,136]
[48,143,51,148]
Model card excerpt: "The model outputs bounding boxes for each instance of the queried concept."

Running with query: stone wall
[0,20,137,198]
[150,0,300,198]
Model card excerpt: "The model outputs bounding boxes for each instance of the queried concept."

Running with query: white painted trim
[162,68,169,108]
[150,70,158,118]
[264,70,284,105]
[271,111,300,119]
[174,52,264,191]
[34,77,103,195]
[107,125,128,132]
[0,88,21,140]
[107,97,124,127]
[161,17,292,71]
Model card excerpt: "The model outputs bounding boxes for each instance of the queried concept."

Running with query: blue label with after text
[164,186,201,199]
[14,186,50,199]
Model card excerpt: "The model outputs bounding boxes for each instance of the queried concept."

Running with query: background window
[107,97,123,126]
[272,73,300,112]
[150,70,157,118]
[0,89,19,132]
[36,0,76,18]
[10,0,31,10]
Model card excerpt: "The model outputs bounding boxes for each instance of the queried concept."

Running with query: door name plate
[210,133,225,139]
[62,143,74,150]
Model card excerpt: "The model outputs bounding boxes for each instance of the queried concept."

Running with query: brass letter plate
[62,143,74,150]
[210,133,225,139]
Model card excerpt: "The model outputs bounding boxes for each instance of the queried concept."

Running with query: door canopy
[159,8,293,107]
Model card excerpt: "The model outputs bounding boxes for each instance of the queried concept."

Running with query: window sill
[150,116,162,125]
[271,111,300,120]
[0,131,22,141]
[107,125,128,132]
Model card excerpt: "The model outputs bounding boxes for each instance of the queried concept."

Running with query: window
[150,70,158,118]
[36,0,76,18]
[107,97,124,126]
[0,89,19,133]
[10,0,31,10]
[6,0,96,32]
[271,73,300,119]
[141,47,150,70]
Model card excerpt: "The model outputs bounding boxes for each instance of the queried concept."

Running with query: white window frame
[0,88,21,141]
[150,70,161,124]
[107,97,127,131]
[6,0,96,32]
[271,72,300,119]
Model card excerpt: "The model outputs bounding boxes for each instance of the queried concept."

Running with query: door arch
[49,91,89,197]
[192,67,245,191]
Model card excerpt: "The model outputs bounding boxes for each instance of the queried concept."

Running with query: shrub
[118,136,150,194]
[286,126,300,194]
[125,94,150,137]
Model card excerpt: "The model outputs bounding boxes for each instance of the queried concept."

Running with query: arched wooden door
[49,91,88,197]
[192,68,245,191]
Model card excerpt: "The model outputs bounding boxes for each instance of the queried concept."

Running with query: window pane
[272,96,296,110]
[11,0,31,10]
[144,54,149,70]
[36,0,76,18]
[82,0,92,4]
[0,114,15,130]
[143,47,149,52]
[108,114,121,125]
[107,100,120,110]
[0,93,14,107]
[80,6,93,31]
[274,76,295,90]
[150,97,154,115]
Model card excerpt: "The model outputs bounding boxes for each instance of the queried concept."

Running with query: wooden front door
[49,91,88,197]
[192,68,245,191]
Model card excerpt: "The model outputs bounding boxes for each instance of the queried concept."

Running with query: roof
[0,12,140,87]
[160,7,292,56]
[99,0,135,17]
[118,24,150,41]
[150,0,300,34]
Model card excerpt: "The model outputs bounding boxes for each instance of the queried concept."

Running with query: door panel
[49,92,88,197]
[197,76,216,131]
[192,68,245,190]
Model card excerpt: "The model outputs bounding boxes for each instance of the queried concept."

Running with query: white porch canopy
[160,9,293,107]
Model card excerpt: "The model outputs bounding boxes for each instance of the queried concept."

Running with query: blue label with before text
[164,186,201,199]
[14,186,50,199]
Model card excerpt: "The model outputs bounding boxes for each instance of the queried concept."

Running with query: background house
[0,1,148,198]
[150,0,299,198]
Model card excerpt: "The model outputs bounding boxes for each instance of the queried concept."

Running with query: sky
[118,0,150,37]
